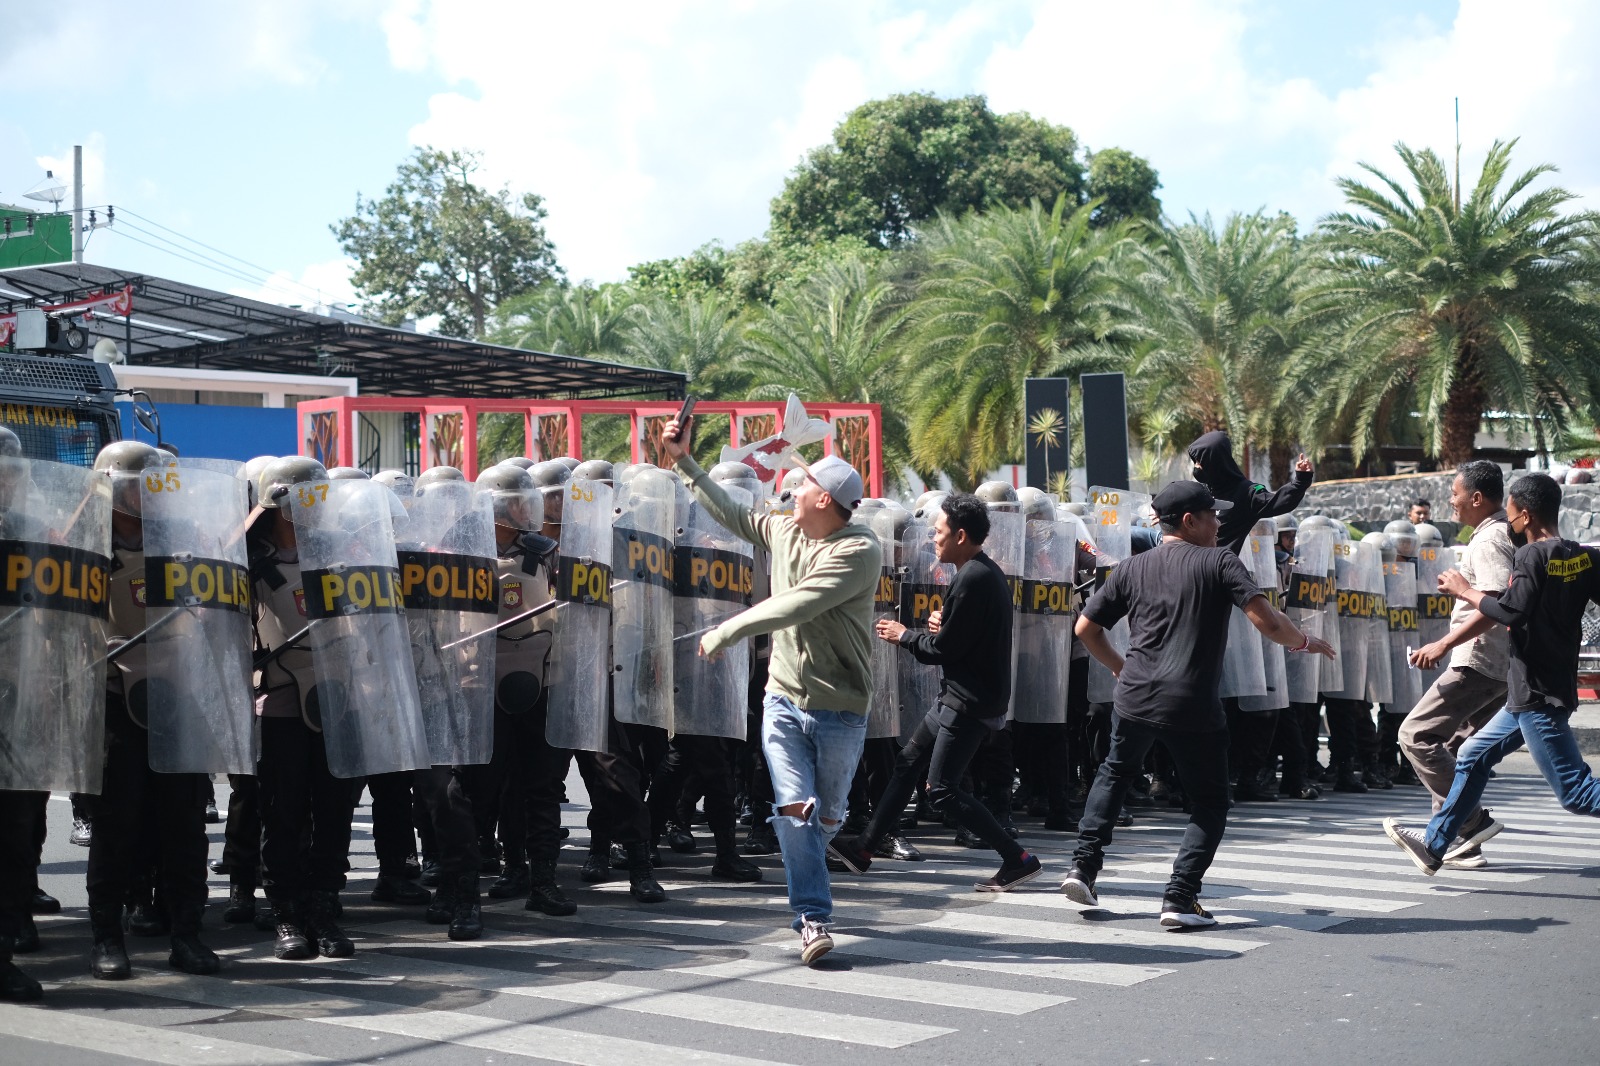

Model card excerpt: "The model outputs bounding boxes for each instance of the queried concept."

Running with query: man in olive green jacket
[663,416,879,965]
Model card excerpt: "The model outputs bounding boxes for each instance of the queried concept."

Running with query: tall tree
[488,284,634,358]
[770,94,1092,249]
[1086,147,1162,227]
[333,147,562,338]
[1300,140,1600,466]
[902,195,1133,486]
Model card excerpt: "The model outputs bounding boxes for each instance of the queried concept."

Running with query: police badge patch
[292,588,307,617]
[130,577,147,608]
[503,579,523,609]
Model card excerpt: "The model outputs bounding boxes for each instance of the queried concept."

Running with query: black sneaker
[69,818,92,847]
[826,837,872,874]
[1060,865,1099,907]
[1382,817,1442,875]
[975,853,1042,892]
[1444,809,1503,861]
[1159,896,1218,929]
[872,835,924,862]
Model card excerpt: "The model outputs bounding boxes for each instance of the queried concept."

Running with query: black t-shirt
[1476,538,1600,711]
[1082,538,1262,731]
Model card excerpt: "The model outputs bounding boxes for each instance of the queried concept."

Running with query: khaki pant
[1399,666,1507,811]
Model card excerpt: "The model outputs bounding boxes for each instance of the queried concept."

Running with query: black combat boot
[270,898,314,961]
[125,896,170,938]
[223,879,258,924]
[0,939,41,1002]
[625,842,666,903]
[424,876,457,925]
[304,891,355,958]
[1333,757,1368,793]
[710,828,762,883]
[580,843,613,883]
[741,821,778,855]
[487,862,530,900]
[371,873,431,905]
[12,913,38,954]
[30,888,60,915]
[448,872,483,941]
[168,931,221,975]
[88,906,131,980]
[525,858,577,917]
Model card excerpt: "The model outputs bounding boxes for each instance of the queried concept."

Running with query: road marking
[1211,849,1540,882]
[1108,861,1468,897]
[0,1002,334,1065]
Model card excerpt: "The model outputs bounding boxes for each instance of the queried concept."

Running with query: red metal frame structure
[295,396,885,496]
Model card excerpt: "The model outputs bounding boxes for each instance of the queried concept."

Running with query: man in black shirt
[1384,474,1600,874]
[829,493,1043,892]
[1062,482,1334,927]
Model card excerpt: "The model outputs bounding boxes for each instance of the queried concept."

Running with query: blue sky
[3,1,1595,315]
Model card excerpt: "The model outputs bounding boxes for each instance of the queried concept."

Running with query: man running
[1061,482,1334,927]
[1385,474,1600,873]
[662,416,880,966]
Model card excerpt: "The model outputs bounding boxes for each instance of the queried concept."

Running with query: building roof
[0,262,685,400]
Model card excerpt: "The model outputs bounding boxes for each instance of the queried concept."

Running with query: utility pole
[1454,98,1461,216]
[72,144,83,264]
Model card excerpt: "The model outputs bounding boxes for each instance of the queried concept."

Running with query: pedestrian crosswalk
[13,774,1600,1066]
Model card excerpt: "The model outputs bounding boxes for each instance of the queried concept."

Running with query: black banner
[396,550,498,614]
[0,539,112,619]
[899,582,946,627]
[145,555,251,614]
[1421,592,1455,620]
[1286,574,1334,610]
[1388,604,1419,632]
[1020,578,1077,615]
[556,555,613,608]
[672,546,752,605]
[615,530,675,591]
[301,565,404,620]
[874,566,897,616]
[1335,589,1385,619]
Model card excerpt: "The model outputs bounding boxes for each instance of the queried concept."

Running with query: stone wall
[1298,470,1600,543]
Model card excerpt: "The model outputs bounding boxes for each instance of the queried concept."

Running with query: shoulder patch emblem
[503,579,523,609]
[292,588,307,617]
[130,577,146,607]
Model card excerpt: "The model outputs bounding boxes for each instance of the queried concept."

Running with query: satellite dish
[23,170,68,210]
[93,338,125,364]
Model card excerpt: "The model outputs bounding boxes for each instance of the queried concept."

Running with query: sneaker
[70,818,92,847]
[798,916,833,965]
[1060,864,1099,907]
[1444,810,1503,861]
[1443,845,1488,869]
[1159,896,1218,929]
[1382,817,1442,875]
[975,853,1043,893]
[872,835,924,862]
[826,837,872,874]
[204,800,222,824]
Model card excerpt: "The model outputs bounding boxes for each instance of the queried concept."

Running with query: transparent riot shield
[1413,543,1453,692]
[140,460,257,774]
[862,505,908,739]
[1384,557,1421,713]
[1238,520,1288,711]
[672,485,754,740]
[985,508,1025,717]
[1284,524,1333,704]
[1014,516,1073,724]
[1358,538,1393,705]
[288,478,429,778]
[546,477,615,753]
[1085,487,1150,703]
[396,480,498,766]
[1318,525,1346,694]
[612,467,677,733]
[0,459,112,792]
[1325,525,1369,701]
[896,512,952,735]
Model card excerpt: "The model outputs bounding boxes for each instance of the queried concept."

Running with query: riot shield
[0,459,113,792]
[396,480,498,766]
[611,467,677,733]
[1284,524,1333,704]
[1084,487,1150,703]
[140,460,257,774]
[1325,525,1369,700]
[1414,543,1453,691]
[288,478,430,778]
[672,485,754,739]
[1014,515,1073,724]
[862,505,907,739]
[1384,556,1421,713]
[1358,538,1393,705]
[985,508,1025,717]
[1238,520,1288,711]
[546,477,614,752]
[896,512,952,735]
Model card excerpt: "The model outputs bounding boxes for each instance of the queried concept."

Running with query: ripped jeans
[761,693,868,930]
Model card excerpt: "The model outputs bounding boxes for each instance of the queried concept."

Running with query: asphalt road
[5,751,1598,1066]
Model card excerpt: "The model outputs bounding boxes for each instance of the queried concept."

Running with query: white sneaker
[1159,897,1218,929]
[1060,867,1099,907]
[799,916,833,965]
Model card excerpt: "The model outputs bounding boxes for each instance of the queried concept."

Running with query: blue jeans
[760,693,868,930]
[1424,704,1600,855]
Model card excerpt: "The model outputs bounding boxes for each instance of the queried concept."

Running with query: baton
[254,621,314,671]
[436,578,633,650]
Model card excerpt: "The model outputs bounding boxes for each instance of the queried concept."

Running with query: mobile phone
[668,396,697,442]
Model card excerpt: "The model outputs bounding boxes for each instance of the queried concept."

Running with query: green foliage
[1086,148,1162,227]
[332,147,562,338]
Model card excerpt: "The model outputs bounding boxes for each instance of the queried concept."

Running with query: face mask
[1509,525,1529,548]
[1192,465,1207,483]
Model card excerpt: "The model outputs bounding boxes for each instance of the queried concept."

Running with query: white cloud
[231,257,361,312]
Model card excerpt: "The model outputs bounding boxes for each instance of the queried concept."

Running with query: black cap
[1153,481,1234,523]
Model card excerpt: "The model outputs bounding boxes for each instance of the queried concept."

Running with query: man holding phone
[661,411,880,966]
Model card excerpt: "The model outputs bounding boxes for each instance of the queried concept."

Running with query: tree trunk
[1439,376,1487,468]
[1269,441,1292,489]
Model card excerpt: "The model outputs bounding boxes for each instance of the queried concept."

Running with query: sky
[2,0,1597,316]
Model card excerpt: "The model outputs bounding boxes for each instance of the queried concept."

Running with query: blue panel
[116,402,297,461]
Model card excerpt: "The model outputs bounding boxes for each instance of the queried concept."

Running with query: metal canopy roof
[0,263,685,400]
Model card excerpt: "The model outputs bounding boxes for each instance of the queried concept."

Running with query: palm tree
[621,293,749,466]
[1114,211,1309,473]
[1028,407,1066,487]
[1299,140,1600,467]
[741,257,916,488]
[488,283,636,358]
[902,195,1133,487]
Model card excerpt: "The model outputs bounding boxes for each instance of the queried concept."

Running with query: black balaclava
[1187,430,1246,493]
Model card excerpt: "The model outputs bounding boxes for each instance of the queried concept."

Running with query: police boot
[168,934,221,976]
[424,876,457,925]
[1333,758,1368,793]
[1362,760,1393,790]
[12,913,38,954]
[448,873,484,941]
[581,842,613,883]
[710,828,762,883]
[371,872,432,905]
[30,888,60,915]
[0,940,42,1002]
[270,899,314,961]
[741,821,778,855]
[488,861,530,900]
[223,878,258,924]
[624,843,667,903]
[525,858,577,917]
[305,891,355,958]
[88,906,131,980]
[125,898,170,938]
